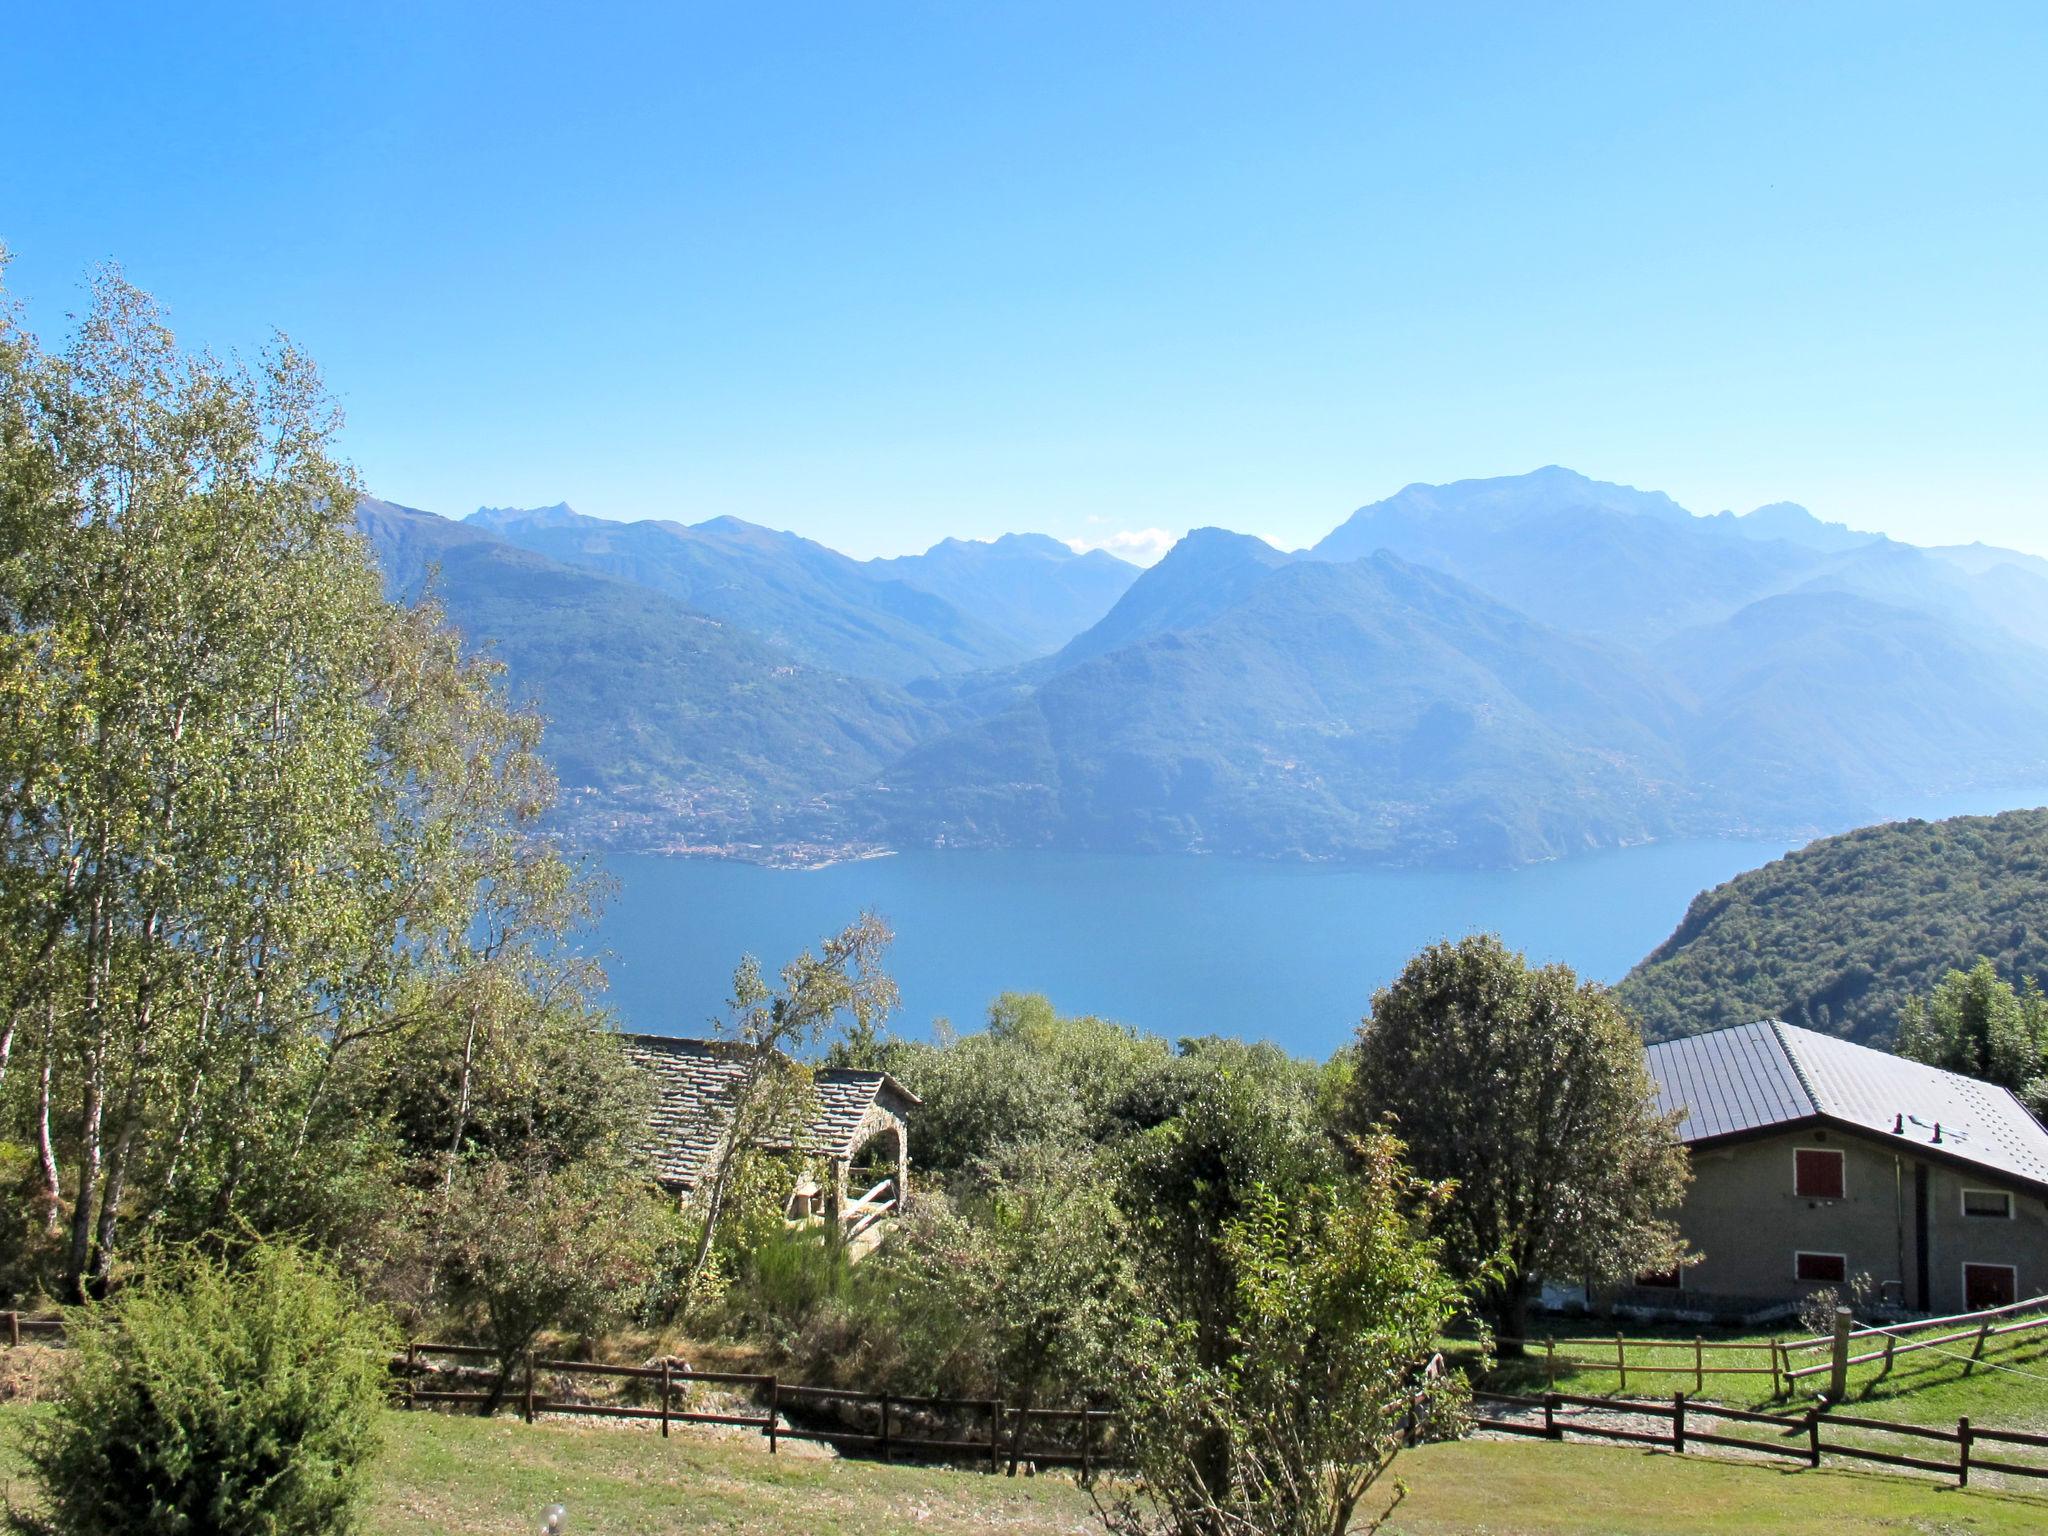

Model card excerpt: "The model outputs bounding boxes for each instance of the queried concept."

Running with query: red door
[1963,1264,2017,1309]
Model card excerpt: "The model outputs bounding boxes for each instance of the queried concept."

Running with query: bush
[19,1242,395,1536]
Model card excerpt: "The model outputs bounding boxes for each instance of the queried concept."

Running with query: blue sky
[5,2,2045,561]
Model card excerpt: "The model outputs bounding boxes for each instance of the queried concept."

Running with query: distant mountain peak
[468,502,583,530]
[1702,501,1879,553]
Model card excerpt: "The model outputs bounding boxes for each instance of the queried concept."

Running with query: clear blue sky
[6,2,2045,561]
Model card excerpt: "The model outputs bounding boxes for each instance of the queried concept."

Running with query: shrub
[20,1241,395,1536]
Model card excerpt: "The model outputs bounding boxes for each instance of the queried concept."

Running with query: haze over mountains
[356,468,2048,866]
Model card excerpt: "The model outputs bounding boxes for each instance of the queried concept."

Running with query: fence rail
[1474,1388,2047,1488]
[396,1341,1116,1475]
[2,1313,63,1348]
[1781,1295,2048,1384]
[1493,1292,2048,1397]
[1492,1332,1788,1395]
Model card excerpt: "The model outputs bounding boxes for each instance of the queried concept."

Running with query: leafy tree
[0,264,622,1298]
[679,913,898,1304]
[844,1136,1133,1408]
[1896,958,2048,1111]
[435,1156,670,1409]
[1345,934,1688,1346]
[1100,1132,1470,1536]
[872,993,1172,1173]
[21,1241,392,1536]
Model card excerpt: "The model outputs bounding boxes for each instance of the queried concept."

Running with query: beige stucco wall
[1676,1125,2048,1313]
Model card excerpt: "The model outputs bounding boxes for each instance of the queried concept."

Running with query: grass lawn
[9,1405,2048,1535]
[1380,1440,2048,1535]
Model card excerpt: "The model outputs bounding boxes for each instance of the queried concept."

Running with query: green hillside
[359,498,944,849]
[467,504,1027,684]
[1618,808,2048,1043]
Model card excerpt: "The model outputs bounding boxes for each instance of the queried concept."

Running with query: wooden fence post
[405,1342,418,1409]
[1769,1338,1782,1398]
[1008,1407,1026,1477]
[1543,1392,1559,1441]
[1673,1393,1686,1454]
[1971,1317,1992,1368]
[523,1350,536,1425]
[1881,1331,1896,1377]
[768,1378,779,1455]
[880,1393,892,1463]
[1806,1407,1822,1468]
[1694,1337,1704,1395]
[1829,1307,1852,1401]
[1544,1337,1557,1389]
[660,1360,671,1439]
[1081,1408,1093,1482]
[1616,1334,1628,1394]
[6,1311,18,1349]
[1958,1416,1971,1487]
[986,1400,1002,1474]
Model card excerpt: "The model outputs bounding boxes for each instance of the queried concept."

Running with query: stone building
[620,1034,919,1254]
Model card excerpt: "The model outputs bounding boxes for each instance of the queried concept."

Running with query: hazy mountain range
[356,468,2048,866]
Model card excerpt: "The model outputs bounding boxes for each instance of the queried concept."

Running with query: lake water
[591,786,2048,1058]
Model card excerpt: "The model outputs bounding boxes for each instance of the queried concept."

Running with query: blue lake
[590,786,2048,1059]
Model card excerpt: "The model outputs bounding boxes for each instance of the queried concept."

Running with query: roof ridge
[1768,1020,1825,1117]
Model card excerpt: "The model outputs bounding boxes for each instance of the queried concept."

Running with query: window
[1795,1148,1845,1200]
[1963,1263,2018,1310]
[1795,1251,1847,1284]
[1962,1188,2013,1219]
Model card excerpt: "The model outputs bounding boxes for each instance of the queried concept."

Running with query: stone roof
[618,1034,919,1190]
[1646,1021,2048,1194]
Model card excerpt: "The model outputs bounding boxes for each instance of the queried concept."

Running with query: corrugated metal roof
[1645,1021,2048,1190]
[1782,1024,2048,1189]
[1646,1021,1812,1141]
[619,1035,915,1189]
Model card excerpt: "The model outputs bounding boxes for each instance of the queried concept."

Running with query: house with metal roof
[1640,1021,2048,1315]
[619,1034,920,1254]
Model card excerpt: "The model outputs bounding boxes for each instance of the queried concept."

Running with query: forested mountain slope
[1618,809,2048,1044]
[359,498,942,847]
[358,472,2048,866]
[467,504,1024,684]
[872,551,1695,864]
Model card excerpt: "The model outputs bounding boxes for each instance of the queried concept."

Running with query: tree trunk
[36,1002,63,1238]
[442,1001,483,1194]
[65,1046,105,1298]
[1492,1280,1531,1359]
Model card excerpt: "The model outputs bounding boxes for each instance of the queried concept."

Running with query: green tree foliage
[0,266,633,1303]
[1345,935,1688,1344]
[435,1157,671,1407]
[867,992,1174,1172]
[1101,1133,1470,1536]
[20,1241,393,1536]
[1619,809,2048,1044]
[833,1137,1132,1408]
[1896,959,2048,1112]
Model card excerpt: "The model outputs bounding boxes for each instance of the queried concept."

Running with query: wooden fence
[1472,1389,2048,1488]
[1780,1294,2048,1386]
[2,1313,63,1348]
[1494,1333,1785,1395]
[397,1342,1116,1475]
[1495,1292,2048,1397]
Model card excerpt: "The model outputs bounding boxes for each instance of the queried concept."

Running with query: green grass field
[8,1406,2048,1535]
